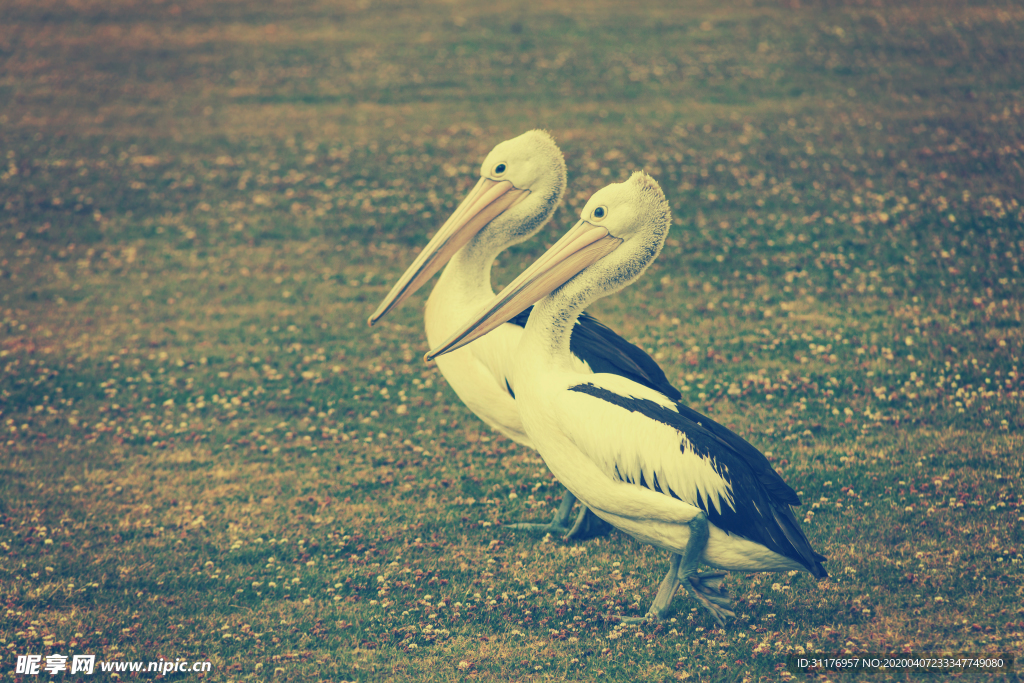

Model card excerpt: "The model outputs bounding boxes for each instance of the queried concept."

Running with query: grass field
[1,0,1023,680]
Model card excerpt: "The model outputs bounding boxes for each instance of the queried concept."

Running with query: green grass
[1,0,1023,680]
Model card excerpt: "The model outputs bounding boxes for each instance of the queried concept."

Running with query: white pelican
[369,131,683,539]
[426,172,827,625]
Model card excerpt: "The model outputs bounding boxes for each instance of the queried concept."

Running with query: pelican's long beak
[425,220,622,361]
[368,177,530,326]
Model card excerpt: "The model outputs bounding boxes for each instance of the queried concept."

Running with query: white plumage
[371,132,691,539]
[428,171,826,625]
[373,130,567,448]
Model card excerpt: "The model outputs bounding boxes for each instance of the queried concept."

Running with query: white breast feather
[562,384,735,516]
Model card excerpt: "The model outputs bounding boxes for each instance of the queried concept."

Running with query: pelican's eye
[592,206,608,220]
[493,162,507,176]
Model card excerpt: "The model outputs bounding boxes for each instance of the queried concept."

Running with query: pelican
[369,131,682,539]
[426,172,827,625]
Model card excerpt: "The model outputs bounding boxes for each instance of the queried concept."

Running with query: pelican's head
[426,171,671,360]
[368,130,566,326]
[573,170,671,279]
[480,129,566,220]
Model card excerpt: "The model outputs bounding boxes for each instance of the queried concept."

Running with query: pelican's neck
[522,288,590,372]
[425,237,503,345]
[453,238,501,295]
[432,181,559,311]
[432,237,502,307]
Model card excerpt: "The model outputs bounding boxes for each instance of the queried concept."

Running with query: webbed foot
[505,519,572,535]
[506,490,612,540]
[683,572,735,627]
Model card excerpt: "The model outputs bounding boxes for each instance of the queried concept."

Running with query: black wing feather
[569,383,827,578]
[508,308,680,400]
[509,308,824,574]
[672,402,801,507]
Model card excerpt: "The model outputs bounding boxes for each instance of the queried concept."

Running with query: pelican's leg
[647,553,683,619]
[677,511,735,627]
[565,505,614,541]
[505,489,576,535]
[605,554,682,625]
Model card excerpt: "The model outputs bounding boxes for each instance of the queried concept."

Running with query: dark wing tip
[774,505,828,578]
